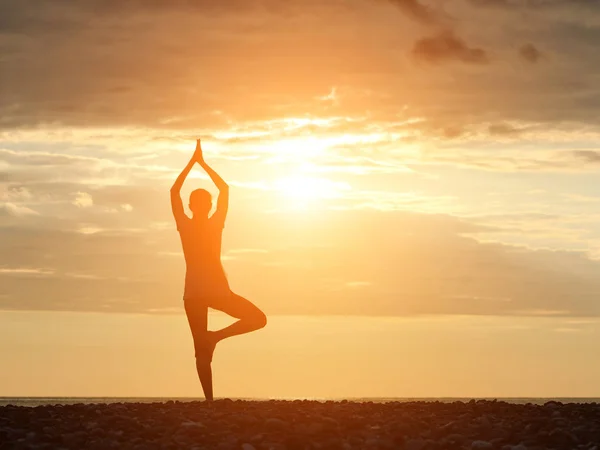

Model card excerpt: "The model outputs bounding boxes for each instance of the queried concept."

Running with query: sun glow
[274,175,351,206]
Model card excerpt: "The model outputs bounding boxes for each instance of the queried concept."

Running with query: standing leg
[184,299,214,401]
[195,359,213,402]
[209,293,267,344]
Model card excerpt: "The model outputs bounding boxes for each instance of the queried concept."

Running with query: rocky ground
[1,399,599,449]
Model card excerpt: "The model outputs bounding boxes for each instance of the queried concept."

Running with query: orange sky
[2,0,600,396]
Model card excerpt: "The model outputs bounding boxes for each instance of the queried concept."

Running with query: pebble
[0,400,599,449]
[405,438,427,450]
[180,420,205,429]
[265,417,287,430]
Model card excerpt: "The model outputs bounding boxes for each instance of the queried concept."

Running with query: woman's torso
[178,216,229,299]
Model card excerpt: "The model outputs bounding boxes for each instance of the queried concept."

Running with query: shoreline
[3,396,600,407]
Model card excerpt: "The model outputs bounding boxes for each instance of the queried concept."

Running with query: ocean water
[2,398,599,407]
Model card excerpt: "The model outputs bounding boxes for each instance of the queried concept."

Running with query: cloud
[411,30,489,64]
[386,0,439,24]
[0,267,54,276]
[488,123,525,136]
[0,202,39,216]
[418,147,600,172]
[2,206,600,317]
[519,43,543,63]
[0,149,102,167]
[467,0,600,9]
[73,192,93,208]
[2,2,600,323]
[0,0,599,139]
[569,150,600,164]
[467,0,514,6]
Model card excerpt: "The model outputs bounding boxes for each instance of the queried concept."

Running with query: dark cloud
[442,126,466,139]
[0,0,600,137]
[383,1,489,71]
[519,43,543,63]
[488,123,524,136]
[0,0,364,130]
[386,0,439,24]
[468,0,600,8]
[0,0,279,35]
[411,30,489,64]
[570,150,600,164]
[467,0,516,6]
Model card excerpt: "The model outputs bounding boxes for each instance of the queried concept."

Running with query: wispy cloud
[0,267,54,276]
[1,202,39,217]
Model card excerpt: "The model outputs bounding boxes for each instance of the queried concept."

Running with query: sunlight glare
[274,175,351,207]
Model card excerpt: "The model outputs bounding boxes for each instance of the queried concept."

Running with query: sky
[2,0,600,397]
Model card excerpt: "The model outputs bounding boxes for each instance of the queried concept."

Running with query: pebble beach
[1,399,599,450]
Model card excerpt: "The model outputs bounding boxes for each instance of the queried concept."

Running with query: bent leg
[209,293,267,343]
[184,299,214,401]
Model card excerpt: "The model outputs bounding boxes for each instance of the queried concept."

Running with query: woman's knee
[253,309,267,329]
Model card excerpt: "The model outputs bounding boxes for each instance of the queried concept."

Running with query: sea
[1,398,599,407]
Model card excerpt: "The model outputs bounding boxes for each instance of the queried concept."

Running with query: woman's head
[189,189,212,216]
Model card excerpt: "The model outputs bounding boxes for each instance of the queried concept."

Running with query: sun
[274,175,350,207]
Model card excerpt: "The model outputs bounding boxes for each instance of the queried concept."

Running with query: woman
[170,139,267,401]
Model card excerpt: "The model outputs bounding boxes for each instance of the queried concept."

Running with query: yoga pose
[170,139,267,401]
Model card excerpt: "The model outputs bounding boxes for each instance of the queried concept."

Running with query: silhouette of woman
[170,139,267,401]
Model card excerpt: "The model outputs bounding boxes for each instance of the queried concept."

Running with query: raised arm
[196,140,229,226]
[170,142,198,228]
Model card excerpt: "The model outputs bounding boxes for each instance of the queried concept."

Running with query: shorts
[183,269,230,301]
